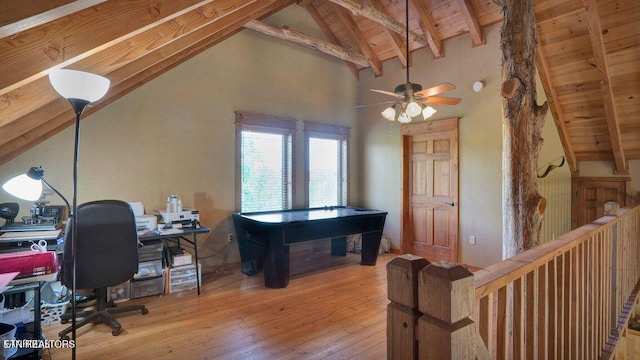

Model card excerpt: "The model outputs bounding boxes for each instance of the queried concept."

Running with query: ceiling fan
[361,0,461,123]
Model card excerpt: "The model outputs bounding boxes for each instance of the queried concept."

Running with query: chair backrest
[62,200,139,290]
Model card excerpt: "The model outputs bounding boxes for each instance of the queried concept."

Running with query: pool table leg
[331,236,347,256]
[361,230,383,265]
[264,230,289,288]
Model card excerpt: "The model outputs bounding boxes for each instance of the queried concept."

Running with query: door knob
[445,202,455,206]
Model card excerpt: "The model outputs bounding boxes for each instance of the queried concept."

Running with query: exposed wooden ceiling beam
[243,20,370,67]
[296,0,314,6]
[0,0,261,129]
[410,0,443,58]
[0,0,107,38]
[0,0,218,97]
[455,0,484,46]
[370,0,408,67]
[328,0,430,49]
[330,3,383,76]
[0,0,296,164]
[583,0,627,174]
[305,3,361,79]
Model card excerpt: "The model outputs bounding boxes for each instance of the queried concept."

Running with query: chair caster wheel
[141,308,149,315]
[112,328,121,336]
[60,319,69,324]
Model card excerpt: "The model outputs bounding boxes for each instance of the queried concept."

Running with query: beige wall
[1,7,635,270]
[358,24,569,268]
[0,7,360,267]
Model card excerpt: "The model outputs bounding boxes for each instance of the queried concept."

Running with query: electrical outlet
[227,234,233,243]
[469,235,476,245]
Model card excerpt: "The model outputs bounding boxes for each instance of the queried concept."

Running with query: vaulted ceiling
[0,0,638,175]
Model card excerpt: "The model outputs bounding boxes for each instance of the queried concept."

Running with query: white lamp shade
[405,102,422,117]
[2,174,43,201]
[397,112,411,123]
[49,69,110,102]
[381,107,396,121]
[422,106,437,119]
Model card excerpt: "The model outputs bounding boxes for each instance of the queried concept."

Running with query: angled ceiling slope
[0,0,638,174]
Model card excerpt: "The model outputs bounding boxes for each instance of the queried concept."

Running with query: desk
[233,206,387,288]
[138,226,210,295]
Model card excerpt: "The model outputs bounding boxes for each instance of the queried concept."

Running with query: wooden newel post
[386,254,430,360]
[417,262,474,359]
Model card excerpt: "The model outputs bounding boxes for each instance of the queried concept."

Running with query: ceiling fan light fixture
[398,112,411,123]
[405,101,422,117]
[422,106,437,119]
[381,106,396,121]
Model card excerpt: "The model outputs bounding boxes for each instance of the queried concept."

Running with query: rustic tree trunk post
[386,254,430,360]
[417,262,475,359]
[495,0,549,258]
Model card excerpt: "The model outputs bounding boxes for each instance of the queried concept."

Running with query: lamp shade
[49,69,110,102]
[2,174,43,201]
[381,107,396,121]
[405,102,422,118]
[422,106,437,119]
[397,112,411,123]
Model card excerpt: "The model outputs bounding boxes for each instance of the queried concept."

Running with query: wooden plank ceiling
[0,0,638,175]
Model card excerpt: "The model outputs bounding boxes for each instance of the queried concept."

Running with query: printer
[135,215,157,232]
[128,202,158,231]
[155,209,200,225]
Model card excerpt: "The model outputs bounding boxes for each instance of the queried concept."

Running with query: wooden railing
[387,203,640,359]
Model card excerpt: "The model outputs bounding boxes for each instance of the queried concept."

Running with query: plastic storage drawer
[169,263,201,293]
[134,259,163,280]
[139,240,163,262]
[130,275,164,299]
[107,281,130,302]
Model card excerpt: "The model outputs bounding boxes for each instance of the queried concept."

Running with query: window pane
[241,131,290,212]
[309,137,342,207]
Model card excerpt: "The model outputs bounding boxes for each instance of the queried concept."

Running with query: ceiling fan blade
[355,100,397,108]
[419,96,462,105]
[414,83,457,98]
[370,89,403,98]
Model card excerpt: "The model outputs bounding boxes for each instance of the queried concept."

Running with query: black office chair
[58,200,148,339]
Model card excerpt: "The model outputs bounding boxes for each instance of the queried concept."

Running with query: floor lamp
[52,69,110,358]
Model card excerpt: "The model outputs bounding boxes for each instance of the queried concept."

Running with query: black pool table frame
[233,206,387,288]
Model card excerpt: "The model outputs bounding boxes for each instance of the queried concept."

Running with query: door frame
[400,117,460,260]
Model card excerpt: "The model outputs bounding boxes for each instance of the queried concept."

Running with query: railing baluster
[387,204,640,359]
[536,264,547,360]
[496,285,509,360]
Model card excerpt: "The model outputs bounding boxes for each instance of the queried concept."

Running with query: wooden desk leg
[264,229,289,288]
[331,236,347,256]
[361,230,383,265]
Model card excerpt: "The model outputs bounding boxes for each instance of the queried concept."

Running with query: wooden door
[401,118,459,262]
[572,176,630,228]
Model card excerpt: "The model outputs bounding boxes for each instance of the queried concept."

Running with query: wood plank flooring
[42,252,394,360]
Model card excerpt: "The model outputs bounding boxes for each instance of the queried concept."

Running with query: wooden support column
[386,254,430,360]
[495,0,549,258]
[417,262,475,359]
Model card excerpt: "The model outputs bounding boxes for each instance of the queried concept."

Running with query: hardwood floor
[42,251,394,360]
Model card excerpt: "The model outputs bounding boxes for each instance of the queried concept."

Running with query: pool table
[233,206,387,288]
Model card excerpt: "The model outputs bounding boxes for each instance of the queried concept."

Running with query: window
[235,112,296,212]
[304,121,350,208]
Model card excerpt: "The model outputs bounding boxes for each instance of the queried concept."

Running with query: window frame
[303,121,350,208]
[235,111,297,212]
